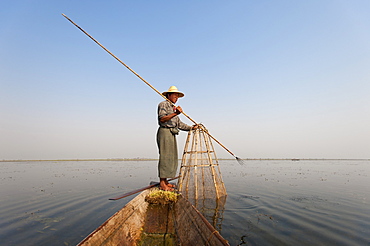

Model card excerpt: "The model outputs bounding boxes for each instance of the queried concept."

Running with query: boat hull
[78,188,229,246]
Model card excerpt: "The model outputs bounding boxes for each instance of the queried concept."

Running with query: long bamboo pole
[62,14,243,164]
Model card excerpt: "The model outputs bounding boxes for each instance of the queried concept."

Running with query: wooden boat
[78,188,229,246]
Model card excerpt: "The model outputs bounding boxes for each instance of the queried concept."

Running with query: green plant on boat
[145,188,179,205]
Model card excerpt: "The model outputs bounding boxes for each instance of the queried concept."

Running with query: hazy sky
[1,1,369,160]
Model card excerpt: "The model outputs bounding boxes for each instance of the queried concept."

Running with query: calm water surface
[0,160,369,245]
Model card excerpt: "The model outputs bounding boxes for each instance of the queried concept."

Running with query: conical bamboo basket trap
[178,125,227,202]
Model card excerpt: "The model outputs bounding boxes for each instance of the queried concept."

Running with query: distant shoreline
[1,158,369,162]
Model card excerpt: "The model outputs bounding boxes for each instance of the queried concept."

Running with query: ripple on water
[1,160,369,246]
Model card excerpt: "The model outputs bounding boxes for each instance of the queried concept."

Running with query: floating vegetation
[26,213,64,224]
[145,189,179,205]
[256,212,274,224]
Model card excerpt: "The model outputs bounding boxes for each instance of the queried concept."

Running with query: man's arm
[159,106,183,123]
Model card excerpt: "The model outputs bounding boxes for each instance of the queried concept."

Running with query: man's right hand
[175,106,183,115]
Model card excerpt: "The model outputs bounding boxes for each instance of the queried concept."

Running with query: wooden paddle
[109,176,180,201]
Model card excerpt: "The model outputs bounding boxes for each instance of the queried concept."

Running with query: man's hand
[175,106,183,115]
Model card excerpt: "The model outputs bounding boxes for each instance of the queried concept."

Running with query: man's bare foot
[160,178,174,191]
[160,184,174,191]
[166,182,176,188]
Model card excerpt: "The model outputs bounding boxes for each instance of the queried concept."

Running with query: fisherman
[157,86,197,191]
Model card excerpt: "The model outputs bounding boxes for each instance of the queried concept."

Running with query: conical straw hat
[162,86,184,97]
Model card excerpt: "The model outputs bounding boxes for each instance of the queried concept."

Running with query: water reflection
[184,195,227,232]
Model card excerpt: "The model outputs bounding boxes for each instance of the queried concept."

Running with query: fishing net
[178,125,227,202]
[177,125,227,230]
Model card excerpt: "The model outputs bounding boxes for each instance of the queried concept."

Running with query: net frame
[178,125,227,202]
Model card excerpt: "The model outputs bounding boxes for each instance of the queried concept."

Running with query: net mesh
[178,125,227,202]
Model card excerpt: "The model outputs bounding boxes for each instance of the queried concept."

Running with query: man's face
[168,93,179,103]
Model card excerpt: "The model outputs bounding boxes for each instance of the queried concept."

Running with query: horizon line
[1,158,369,162]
